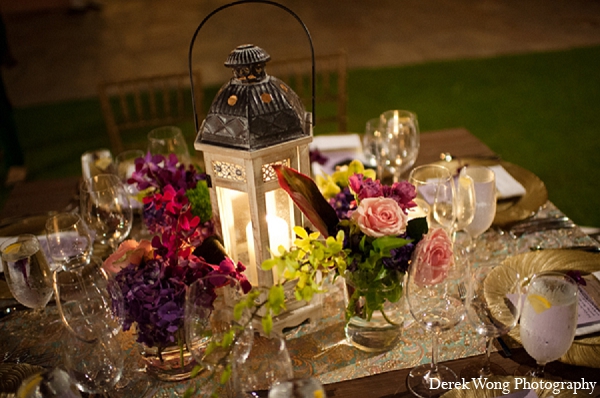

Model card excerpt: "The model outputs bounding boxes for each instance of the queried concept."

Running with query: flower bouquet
[103,153,251,380]
[264,160,430,352]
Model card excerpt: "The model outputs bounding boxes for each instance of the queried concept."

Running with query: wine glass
[231,334,294,397]
[519,271,578,378]
[80,173,133,252]
[45,212,93,271]
[53,258,125,395]
[461,263,522,378]
[408,164,453,226]
[1,234,54,314]
[147,126,191,165]
[376,110,420,183]
[405,233,467,397]
[432,170,476,248]
[184,275,254,374]
[461,166,496,258]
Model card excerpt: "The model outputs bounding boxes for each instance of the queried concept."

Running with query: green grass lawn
[4,45,600,227]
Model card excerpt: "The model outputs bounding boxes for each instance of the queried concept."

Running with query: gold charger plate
[488,250,600,368]
[440,375,592,397]
[435,158,548,227]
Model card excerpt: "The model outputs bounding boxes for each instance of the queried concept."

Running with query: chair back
[98,71,203,154]
[268,49,347,133]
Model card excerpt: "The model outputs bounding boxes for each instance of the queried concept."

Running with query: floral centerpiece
[261,160,433,351]
[103,153,250,378]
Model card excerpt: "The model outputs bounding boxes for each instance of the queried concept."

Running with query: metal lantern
[188,2,322,332]
[195,43,312,288]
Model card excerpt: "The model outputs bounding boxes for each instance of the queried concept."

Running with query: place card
[488,165,526,199]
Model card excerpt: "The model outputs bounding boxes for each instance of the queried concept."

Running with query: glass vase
[344,280,406,353]
[139,342,196,382]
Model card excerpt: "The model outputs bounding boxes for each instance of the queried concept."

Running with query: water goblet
[1,234,54,315]
[45,212,93,271]
[519,271,578,379]
[408,164,453,226]
[405,234,468,397]
[147,126,191,165]
[80,173,133,253]
[461,263,522,378]
[376,110,419,183]
[53,259,125,395]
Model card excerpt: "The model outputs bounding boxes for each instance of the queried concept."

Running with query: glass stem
[531,362,546,378]
[430,333,439,374]
[480,337,494,377]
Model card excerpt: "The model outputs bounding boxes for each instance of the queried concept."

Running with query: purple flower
[329,187,356,220]
[382,237,414,273]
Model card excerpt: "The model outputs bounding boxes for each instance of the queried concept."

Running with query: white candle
[246,215,290,285]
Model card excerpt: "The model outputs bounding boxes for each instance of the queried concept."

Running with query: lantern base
[253,296,323,336]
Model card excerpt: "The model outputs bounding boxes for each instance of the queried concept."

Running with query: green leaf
[372,236,410,256]
[273,165,339,237]
[262,314,273,335]
[193,235,228,265]
[220,363,232,385]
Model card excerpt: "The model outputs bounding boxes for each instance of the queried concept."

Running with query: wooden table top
[1,128,599,397]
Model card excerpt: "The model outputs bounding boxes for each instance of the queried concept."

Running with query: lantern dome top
[224,44,271,67]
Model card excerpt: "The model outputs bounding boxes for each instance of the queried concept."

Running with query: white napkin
[489,165,526,199]
[310,134,368,176]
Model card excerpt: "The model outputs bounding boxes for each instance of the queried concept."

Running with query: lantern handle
[188,0,315,133]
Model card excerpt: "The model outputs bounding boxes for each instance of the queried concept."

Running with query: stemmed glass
[376,110,420,183]
[53,258,125,395]
[80,173,133,253]
[45,212,93,271]
[406,238,467,397]
[432,170,476,237]
[461,166,496,259]
[518,271,578,378]
[147,126,191,165]
[461,263,522,378]
[408,164,453,225]
[1,234,54,316]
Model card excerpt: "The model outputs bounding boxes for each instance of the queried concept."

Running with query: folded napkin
[489,165,527,199]
[310,134,368,176]
[575,271,600,336]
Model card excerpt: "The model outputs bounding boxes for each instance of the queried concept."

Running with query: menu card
[575,271,600,336]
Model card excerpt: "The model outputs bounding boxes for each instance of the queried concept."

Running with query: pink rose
[351,197,408,237]
[103,239,153,276]
[412,228,453,287]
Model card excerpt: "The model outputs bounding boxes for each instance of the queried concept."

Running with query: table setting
[2,1,600,397]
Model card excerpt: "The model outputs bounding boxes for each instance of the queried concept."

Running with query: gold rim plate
[440,375,592,397]
[488,250,600,368]
[434,158,548,227]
